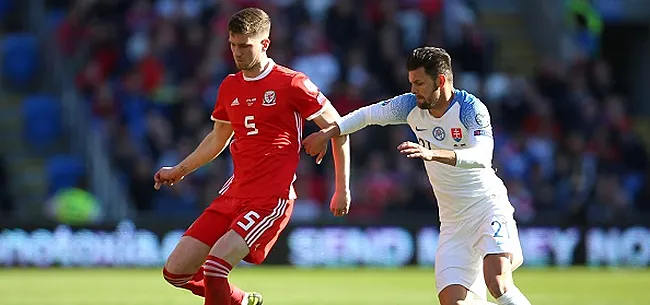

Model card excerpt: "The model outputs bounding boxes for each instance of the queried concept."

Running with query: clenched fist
[153,166,185,190]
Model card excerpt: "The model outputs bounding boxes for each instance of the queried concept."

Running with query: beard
[235,61,252,70]
[416,94,439,109]
[235,57,259,71]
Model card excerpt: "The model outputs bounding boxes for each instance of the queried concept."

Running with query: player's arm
[397,137,493,168]
[303,93,416,154]
[311,103,351,194]
[177,77,236,176]
[290,74,351,216]
[398,100,493,168]
[154,120,233,189]
[154,79,234,190]
[177,120,234,175]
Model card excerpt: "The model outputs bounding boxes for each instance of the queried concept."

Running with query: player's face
[229,32,268,71]
[408,67,443,110]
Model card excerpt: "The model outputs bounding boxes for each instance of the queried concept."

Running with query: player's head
[228,7,271,71]
[406,47,453,109]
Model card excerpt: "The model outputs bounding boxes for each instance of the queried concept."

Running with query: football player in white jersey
[303,47,532,305]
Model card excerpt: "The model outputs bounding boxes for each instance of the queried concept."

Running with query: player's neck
[242,56,271,79]
[428,87,454,118]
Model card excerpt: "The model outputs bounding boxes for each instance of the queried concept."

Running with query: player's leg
[436,221,494,305]
[203,197,293,305]
[479,214,531,305]
[163,201,230,297]
[438,284,475,305]
[163,235,212,296]
[437,272,498,305]
[163,196,250,304]
[204,229,251,305]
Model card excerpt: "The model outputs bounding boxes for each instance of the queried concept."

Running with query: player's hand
[329,189,351,217]
[153,166,185,190]
[397,141,435,161]
[303,130,329,164]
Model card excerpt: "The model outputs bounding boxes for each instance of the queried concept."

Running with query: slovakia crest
[451,128,463,142]
[433,126,445,141]
[263,90,276,106]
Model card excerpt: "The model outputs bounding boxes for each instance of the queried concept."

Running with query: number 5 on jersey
[237,211,261,231]
[245,115,258,135]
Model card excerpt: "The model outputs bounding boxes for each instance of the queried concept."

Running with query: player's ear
[437,74,445,88]
[261,38,271,52]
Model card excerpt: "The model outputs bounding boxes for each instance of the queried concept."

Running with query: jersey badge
[246,97,256,106]
[474,129,492,137]
[433,126,446,141]
[451,128,463,142]
[263,90,276,106]
[475,113,489,128]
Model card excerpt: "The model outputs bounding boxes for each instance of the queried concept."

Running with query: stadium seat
[46,10,66,33]
[624,173,644,199]
[1,33,39,87]
[22,94,63,149]
[0,0,13,19]
[46,154,84,194]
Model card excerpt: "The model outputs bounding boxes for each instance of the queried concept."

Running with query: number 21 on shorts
[237,211,261,231]
[490,217,510,238]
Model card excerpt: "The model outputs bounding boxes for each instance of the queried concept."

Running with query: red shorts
[184,195,294,264]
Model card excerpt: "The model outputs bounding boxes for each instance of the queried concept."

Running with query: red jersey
[211,59,328,199]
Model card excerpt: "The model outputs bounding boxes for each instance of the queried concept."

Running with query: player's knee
[162,265,199,288]
[484,254,514,298]
[439,298,473,305]
[164,236,211,275]
[209,230,250,267]
[484,266,512,298]
[163,259,186,276]
[485,275,509,299]
[438,285,474,305]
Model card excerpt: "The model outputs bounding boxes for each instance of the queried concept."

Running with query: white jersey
[337,89,514,222]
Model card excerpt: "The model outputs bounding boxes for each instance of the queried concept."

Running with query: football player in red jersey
[154,7,351,305]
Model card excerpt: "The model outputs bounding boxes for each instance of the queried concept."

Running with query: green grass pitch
[1,267,649,304]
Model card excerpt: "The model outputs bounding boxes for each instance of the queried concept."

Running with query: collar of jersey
[243,58,276,82]
[431,88,460,118]
[449,88,463,109]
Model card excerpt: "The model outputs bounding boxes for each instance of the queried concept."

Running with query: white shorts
[434,212,523,300]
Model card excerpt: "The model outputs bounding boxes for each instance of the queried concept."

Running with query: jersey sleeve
[455,99,494,168]
[336,93,417,135]
[290,73,329,121]
[459,98,492,139]
[210,78,232,123]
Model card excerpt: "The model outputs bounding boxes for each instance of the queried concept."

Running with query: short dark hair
[228,8,271,38]
[406,47,453,83]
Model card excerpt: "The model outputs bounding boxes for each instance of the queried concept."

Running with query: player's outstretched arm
[311,103,351,217]
[303,93,416,158]
[154,121,234,190]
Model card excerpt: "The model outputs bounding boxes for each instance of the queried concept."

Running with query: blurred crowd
[49,0,649,225]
